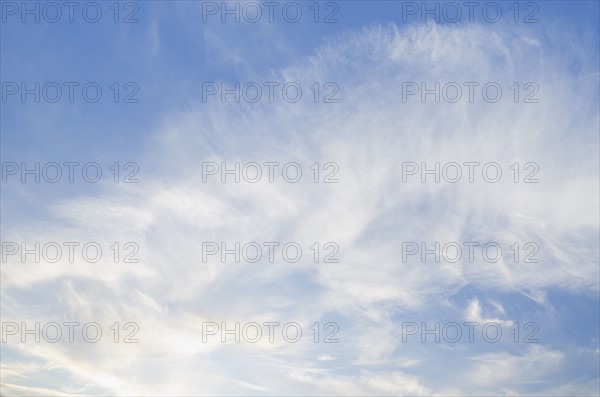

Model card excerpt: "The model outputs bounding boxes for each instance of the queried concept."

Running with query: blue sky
[1,0,599,395]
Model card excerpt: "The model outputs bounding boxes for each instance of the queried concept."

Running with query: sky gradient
[1,1,599,395]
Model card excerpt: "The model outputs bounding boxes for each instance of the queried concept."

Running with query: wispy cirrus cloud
[2,9,599,396]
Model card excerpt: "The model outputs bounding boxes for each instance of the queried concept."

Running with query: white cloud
[2,18,598,396]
